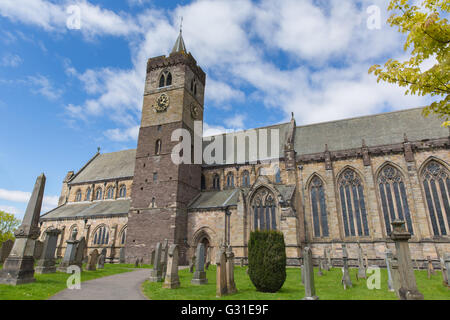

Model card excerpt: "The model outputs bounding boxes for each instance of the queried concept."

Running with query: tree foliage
[369,0,449,126]
[0,210,20,244]
[248,230,286,293]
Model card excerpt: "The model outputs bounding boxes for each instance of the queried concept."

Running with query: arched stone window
[93,225,109,245]
[159,71,172,88]
[106,187,115,199]
[85,188,91,201]
[159,74,165,88]
[119,185,127,198]
[201,174,206,190]
[120,227,127,245]
[95,188,103,200]
[75,189,82,202]
[213,174,221,191]
[275,166,281,183]
[421,161,450,236]
[309,176,329,237]
[378,165,413,235]
[155,139,162,155]
[151,197,156,208]
[226,172,235,188]
[242,170,250,187]
[338,169,369,237]
[166,73,172,86]
[251,187,277,231]
[69,225,78,239]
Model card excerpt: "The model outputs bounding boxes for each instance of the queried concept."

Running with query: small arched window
[151,197,156,208]
[159,74,165,88]
[93,225,109,245]
[75,190,82,202]
[310,176,329,237]
[107,187,115,199]
[213,174,221,191]
[119,185,127,198]
[95,188,103,200]
[226,172,235,188]
[85,188,91,201]
[242,171,250,187]
[275,166,281,183]
[166,73,172,86]
[120,227,127,245]
[201,174,206,190]
[155,139,162,156]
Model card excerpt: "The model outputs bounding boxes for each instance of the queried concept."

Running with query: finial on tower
[172,17,187,54]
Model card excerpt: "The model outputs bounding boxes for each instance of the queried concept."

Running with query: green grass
[0,263,150,300]
[142,266,450,300]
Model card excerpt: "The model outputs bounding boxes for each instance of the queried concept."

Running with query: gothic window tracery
[213,174,220,190]
[226,172,235,188]
[310,176,329,237]
[251,187,277,231]
[242,170,250,187]
[378,165,413,235]
[93,225,109,245]
[95,188,103,200]
[75,189,82,202]
[338,169,369,237]
[85,188,91,201]
[421,161,450,236]
[158,71,172,88]
[119,185,127,198]
[107,187,115,199]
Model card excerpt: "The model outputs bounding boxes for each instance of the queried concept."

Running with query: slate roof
[294,107,448,155]
[40,199,130,220]
[69,149,136,185]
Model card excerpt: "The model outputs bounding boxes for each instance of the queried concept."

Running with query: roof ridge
[203,121,291,139]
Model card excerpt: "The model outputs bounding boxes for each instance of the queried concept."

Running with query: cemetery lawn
[0,264,151,300]
[143,266,450,300]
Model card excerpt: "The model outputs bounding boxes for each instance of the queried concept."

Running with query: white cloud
[206,79,245,106]
[224,114,246,129]
[0,188,59,211]
[0,205,23,216]
[104,125,140,142]
[1,53,22,67]
[27,75,63,101]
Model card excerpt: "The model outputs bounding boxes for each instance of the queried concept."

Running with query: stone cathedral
[40,32,450,267]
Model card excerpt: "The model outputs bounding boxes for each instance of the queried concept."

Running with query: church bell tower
[125,31,206,265]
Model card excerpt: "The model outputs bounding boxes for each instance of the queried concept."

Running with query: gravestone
[150,248,155,265]
[240,257,244,267]
[357,243,366,280]
[0,240,14,264]
[100,248,107,259]
[205,247,211,270]
[163,244,180,289]
[302,247,319,300]
[189,254,196,273]
[390,220,424,300]
[33,240,44,260]
[385,249,395,292]
[134,258,139,268]
[391,257,401,298]
[149,242,163,282]
[327,247,332,268]
[444,253,450,287]
[191,243,208,285]
[0,174,46,285]
[161,239,169,278]
[341,244,352,289]
[97,253,106,269]
[301,264,305,285]
[73,237,86,268]
[427,256,435,279]
[85,249,99,271]
[35,228,61,274]
[317,257,323,276]
[439,256,448,286]
[216,246,227,297]
[140,257,144,266]
[119,247,125,264]
[323,249,329,271]
[364,254,369,269]
[57,230,79,272]
[226,246,237,294]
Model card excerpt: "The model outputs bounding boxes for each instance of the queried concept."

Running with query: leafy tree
[0,211,20,244]
[369,0,449,126]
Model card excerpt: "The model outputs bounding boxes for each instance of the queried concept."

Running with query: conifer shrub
[248,230,286,293]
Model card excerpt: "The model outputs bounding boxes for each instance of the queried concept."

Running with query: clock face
[154,93,170,112]
[190,104,200,120]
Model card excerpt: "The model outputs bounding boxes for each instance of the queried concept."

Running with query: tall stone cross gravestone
[0,240,14,264]
[216,246,227,297]
[35,228,61,274]
[163,244,180,289]
[0,174,46,285]
[191,243,208,285]
[302,247,319,300]
[85,249,99,271]
[341,244,352,289]
[57,229,79,272]
[385,248,395,292]
[357,243,366,280]
[390,220,424,300]
[149,242,163,282]
[226,246,237,294]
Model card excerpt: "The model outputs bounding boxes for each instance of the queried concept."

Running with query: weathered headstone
[0,174,46,285]
[73,237,86,268]
[35,228,61,274]
[302,247,319,300]
[149,242,163,282]
[391,257,401,298]
[140,257,144,266]
[317,257,323,276]
[323,249,329,271]
[191,243,208,285]
[444,253,450,287]
[341,244,352,289]
[134,258,139,268]
[57,229,79,272]
[357,243,366,280]
[119,247,126,264]
[33,240,44,260]
[226,246,237,294]
[150,248,155,265]
[240,257,244,267]
[301,264,305,285]
[85,249,99,271]
[205,247,211,270]
[385,248,395,292]
[390,220,424,300]
[427,256,435,279]
[161,239,169,278]
[439,256,448,286]
[97,253,105,269]
[189,254,196,273]
[0,239,14,264]
[327,247,332,269]
[216,246,227,297]
[163,244,180,289]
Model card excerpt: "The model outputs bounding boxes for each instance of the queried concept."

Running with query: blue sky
[0,0,437,219]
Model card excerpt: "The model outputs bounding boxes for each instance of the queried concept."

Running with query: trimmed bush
[248,230,286,293]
